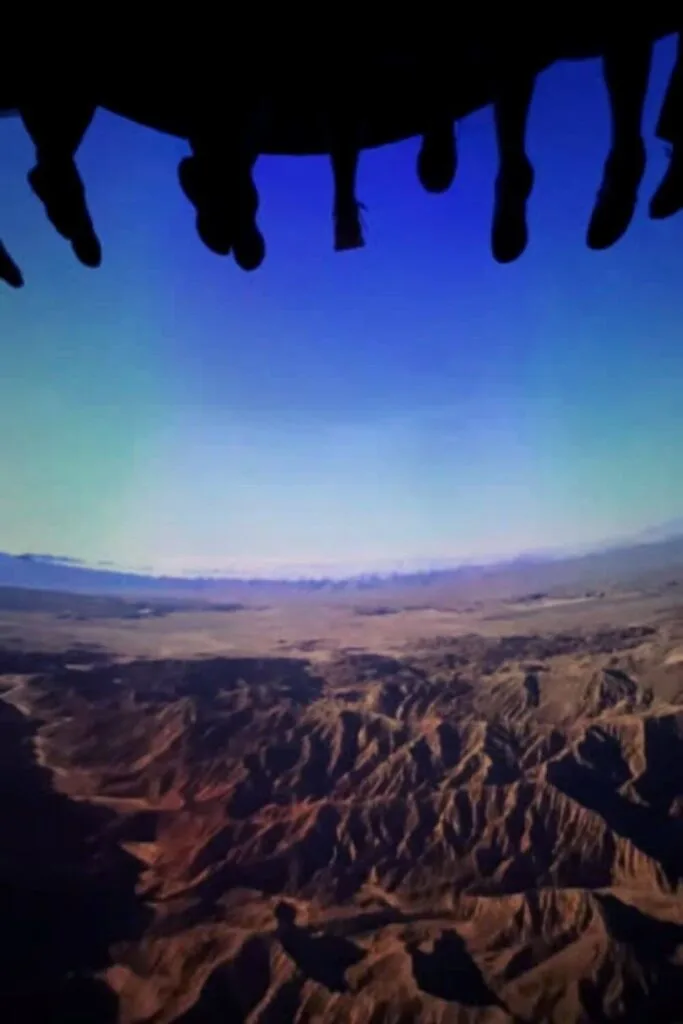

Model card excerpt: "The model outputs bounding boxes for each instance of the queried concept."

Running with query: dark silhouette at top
[1,18,680,288]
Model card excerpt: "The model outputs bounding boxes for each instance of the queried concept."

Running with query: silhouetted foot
[179,156,233,255]
[232,224,265,271]
[0,240,23,288]
[179,155,263,264]
[231,174,264,270]
[334,200,365,251]
[418,125,457,194]
[649,146,683,219]
[195,208,233,256]
[28,159,101,268]
[226,175,263,269]
[492,157,534,264]
[587,142,645,251]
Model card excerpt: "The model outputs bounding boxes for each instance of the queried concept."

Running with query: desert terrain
[1,557,683,1022]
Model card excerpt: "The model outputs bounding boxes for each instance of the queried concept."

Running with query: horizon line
[5,519,682,584]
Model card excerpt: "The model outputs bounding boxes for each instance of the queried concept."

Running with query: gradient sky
[1,41,682,577]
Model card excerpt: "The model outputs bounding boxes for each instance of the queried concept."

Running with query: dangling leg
[418,115,457,195]
[331,143,364,251]
[415,34,457,194]
[0,239,23,288]
[179,135,233,256]
[230,150,265,272]
[178,105,265,271]
[587,38,652,250]
[329,101,364,252]
[650,31,683,219]
[21,99,100,267]
[492,69,536,264]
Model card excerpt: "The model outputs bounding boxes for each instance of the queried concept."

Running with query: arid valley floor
[2,558,683,1022]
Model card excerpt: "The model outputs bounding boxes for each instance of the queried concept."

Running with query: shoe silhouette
[417,124,457,194]
[491,156,534,264]
[587,142,646,250]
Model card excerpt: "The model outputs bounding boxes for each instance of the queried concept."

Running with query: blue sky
[1,40,682,577]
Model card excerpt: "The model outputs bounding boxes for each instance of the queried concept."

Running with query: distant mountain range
[0,521,682,601]
[609,518,683,546]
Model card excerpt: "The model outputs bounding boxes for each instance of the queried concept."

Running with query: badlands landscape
[2,545,683,1022]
